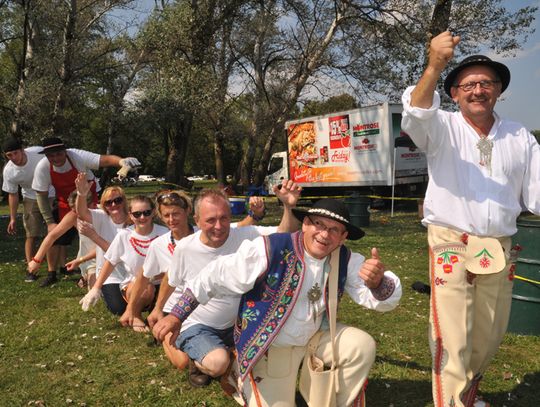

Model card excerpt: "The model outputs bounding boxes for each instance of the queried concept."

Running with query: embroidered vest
[234,231,350,380]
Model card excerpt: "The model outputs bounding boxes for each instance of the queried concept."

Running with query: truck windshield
[268,157,283,174]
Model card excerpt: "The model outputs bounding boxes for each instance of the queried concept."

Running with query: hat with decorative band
[292,198,365,240]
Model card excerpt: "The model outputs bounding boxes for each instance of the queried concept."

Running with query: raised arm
[410,31,460,108]
[274,179,302,232]
[75,172,93,222]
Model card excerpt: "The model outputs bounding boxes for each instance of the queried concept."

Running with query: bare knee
[199,348,230,377]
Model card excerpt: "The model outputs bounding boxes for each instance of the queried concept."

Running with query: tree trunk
[166,113,192,186]
[11,0,35,137]
[50,0,77,138]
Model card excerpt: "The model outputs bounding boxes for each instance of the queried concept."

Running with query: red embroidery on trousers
[430,246,445,407]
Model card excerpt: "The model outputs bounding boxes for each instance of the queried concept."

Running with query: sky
[124,0,540,131]
[492,1,540,131]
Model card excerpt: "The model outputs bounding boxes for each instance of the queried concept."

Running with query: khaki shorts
[22,198,46,238]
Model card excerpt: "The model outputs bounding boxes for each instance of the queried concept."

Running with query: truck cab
[264,151,288,195]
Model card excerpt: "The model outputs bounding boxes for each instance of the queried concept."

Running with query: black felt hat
[2,137,23,153]
[39,137,67,154]
[444,55,510,97]
[292,198,365,240]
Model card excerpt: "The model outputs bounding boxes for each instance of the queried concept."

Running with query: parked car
[138,174,157,182]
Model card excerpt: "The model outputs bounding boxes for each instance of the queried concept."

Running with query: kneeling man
[154,199,402,406]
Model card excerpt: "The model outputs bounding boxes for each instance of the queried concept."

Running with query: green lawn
[0,191,538,406]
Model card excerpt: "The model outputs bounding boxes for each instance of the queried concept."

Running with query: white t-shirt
[169,225,277,332]
[2,147,54,199]
[90,209,128,285]
[186,236,402,347]
[77,234,96,275]
[402,86,540,237]
[105,224,168,289]
[32,148,101,193]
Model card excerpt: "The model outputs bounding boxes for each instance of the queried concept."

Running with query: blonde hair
[100,186,128,216]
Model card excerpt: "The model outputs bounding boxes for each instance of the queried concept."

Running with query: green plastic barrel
[344,193,370,228]
[507,215,540,335]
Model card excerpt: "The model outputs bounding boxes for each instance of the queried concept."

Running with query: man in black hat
[401,31,540,407]
[2,138,57,282]
[153,198,402,405]
[31,136,140,287]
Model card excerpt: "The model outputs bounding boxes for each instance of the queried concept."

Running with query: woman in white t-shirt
[75,173,130,315]
[80,195,167,330]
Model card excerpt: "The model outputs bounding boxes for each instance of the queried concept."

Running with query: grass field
[0,188,538,406]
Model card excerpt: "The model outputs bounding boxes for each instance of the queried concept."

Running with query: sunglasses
[130,209,153,218]
[104,196,124,207]
[157,192,187,208]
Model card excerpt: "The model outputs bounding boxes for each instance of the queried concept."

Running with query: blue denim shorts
[175,324,234,363]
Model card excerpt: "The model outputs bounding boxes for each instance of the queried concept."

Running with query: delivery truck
[264,103,428,202]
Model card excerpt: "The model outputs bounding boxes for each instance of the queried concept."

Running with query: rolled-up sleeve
[401,86,442,153]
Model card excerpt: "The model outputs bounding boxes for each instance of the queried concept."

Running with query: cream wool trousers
[427,224,513,407]
[234,324,375,407]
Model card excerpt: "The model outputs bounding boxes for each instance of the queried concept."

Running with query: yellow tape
[514,274,540,285]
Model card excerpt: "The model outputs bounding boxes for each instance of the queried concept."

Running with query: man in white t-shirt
[2,137,55,282]
[161,182,301,388]
[32,136,140,287]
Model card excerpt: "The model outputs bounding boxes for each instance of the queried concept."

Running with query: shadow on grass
[483,371,540,406]
[367,378,432,406]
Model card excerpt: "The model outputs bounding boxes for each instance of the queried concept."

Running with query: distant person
[2,137,56,282]
[401,31,540,407]
[153,198,402,405]
[31,137,140,286]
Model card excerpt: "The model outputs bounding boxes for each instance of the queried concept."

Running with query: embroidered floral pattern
[434,277,447,286]
[436,250,460,274]
[474,248,494,268]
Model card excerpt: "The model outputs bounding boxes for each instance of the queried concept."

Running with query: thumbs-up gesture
[359,248,385,289]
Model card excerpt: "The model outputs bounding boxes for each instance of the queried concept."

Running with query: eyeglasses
[307,216,345,237]
[130,209,153,218]
[454,80,500,92]
[157,192,187,209]
[104,196,124,207]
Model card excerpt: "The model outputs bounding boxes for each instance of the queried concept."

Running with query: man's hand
[428,31,460,73]
[7,219,16,235]
[359,248,385,289]
[147,307,165,328]
[273,179,302,208]
[79,287,102,311]
[117,157,141,179]
[248,196,265,218]
[152,314,182,345]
